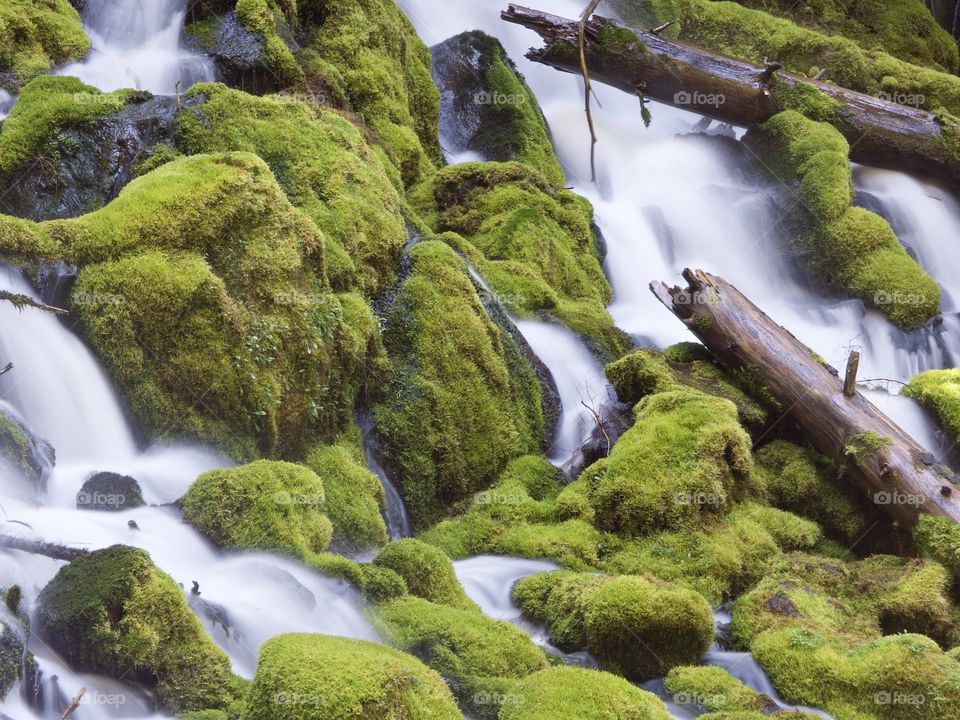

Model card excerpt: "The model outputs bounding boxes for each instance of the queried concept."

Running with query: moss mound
[587,390,757,536]
[604,349,678,404]
[663,665,764,713]
[175,83,406,296]
[905,369,960,445]
[0,152,386,459]
[411,162,624,358]
[500,666,671,720]
[513,571,714,680]
[373,538,477,610]
[305,440,387,550]
[373,240,545,528]
[0,0,89,84]
[744,110,939,329]
[292,0,441,185]
[182,460,333,556]
[374,595,547,717]
[234,0,303,88]
[36,545,236,713]
[0,408,39,482]
[915,515,960,598]
[243,633,461,720]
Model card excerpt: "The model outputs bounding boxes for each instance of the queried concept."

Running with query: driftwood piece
[650,269,960,527]
[0,532,89,561]
[501,4,960,189]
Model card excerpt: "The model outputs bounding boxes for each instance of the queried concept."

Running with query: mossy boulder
[587,390,757,536]
[410,162,625,358]
[499,666,672,720]
[242,633,461,720]
[663,665,764,713]
[0,403,51,485]
[513,571,714,680]
[430,30,564,186]
[744,110,939,329]
[373,538,477,611]
[182,460,333,557]
[0,0,89,85]
[292,0,442,185]
[914,515,960,598]
[905,369,960,446]
[604,349,678,404]
[373,595,547,717]
[175,83,406,296]
[305,440,388,550]
[233,0,302,89]
[0,587,31,702]
[373,240,545,528]
[35,545,236,713]
[77,471,145,511]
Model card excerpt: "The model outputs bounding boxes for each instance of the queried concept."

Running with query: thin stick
[61,688,85,719]
[580,400,611,457]
[0,291,68,315]
[0,363,11,377]
[578,0,603,183]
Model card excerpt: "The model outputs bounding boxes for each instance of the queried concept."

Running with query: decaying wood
[578,0,603,182]
[0,291,68,315]
[650,269,960,527]
[843,351,860,398]
[502,4,960,189]
[61,688,85,719]
[0,532,89,561]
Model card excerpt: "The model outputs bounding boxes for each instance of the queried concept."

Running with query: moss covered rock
[499,666,671,720]
[411,162,625,358]
[663,665,764,713]
[430,30,564,186]
[744,110,939,329]
[0,0,89,85]
[373,595,547,717]
[182,460,333,557]
[373,240,545,528]
[36,545,236,713]
[587,390,757,536]
[305,440,387,550]
[905,369,960,446]
[0,404,49,485]
[915,515,960,598]
[175,83,406,295]
[513,571,714,680]
[243,633,461,719]
[373,538,477,610]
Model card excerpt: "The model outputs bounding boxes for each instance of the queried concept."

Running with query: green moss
[36,546,236,713]
[0,0,89,83]
[915,515,960,597]
[499,666,672,720]
[234,0,303,87]
[182,460,333,557]
[745,110,940,329]
[373,539,478,611]
[373,241,545,528]
[304,441,387,550]
[175,83,406,296]
[607,0,960,116]
[373,595,548,717]
[905,369,960,446]
[293,0,442,184]
[0,409,36,481]
[242,633,461,719]
[513,571,714,680]
[0,75,128,177]
[843,430,892,462]
[735,503,820,552]
[411,162,626,358]
[663,342,712,363]
[588,390,757,536]
[663,666,764,712]
[604,349,679,404]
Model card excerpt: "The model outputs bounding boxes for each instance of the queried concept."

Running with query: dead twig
[580,399,611,457]
[0,363,11,377]
[578,0,603,183]
[0,291,68,315]
[61,688,85,719]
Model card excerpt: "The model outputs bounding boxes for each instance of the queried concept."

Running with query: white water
[0,90,13,121]
[58,0,213,94]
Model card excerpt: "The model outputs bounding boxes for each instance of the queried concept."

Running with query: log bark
[0,532,89,561]
[650,268,960,527]
[502,4,960,189]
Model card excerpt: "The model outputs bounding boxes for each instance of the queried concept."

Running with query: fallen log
[650,269,960,527]
[502,4,960,190]
[0,532,89,561]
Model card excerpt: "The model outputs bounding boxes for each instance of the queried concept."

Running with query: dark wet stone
[77,472,145,511]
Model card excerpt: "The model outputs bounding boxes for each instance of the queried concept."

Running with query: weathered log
[502,5,960,189]
[650,269,960,527]
[0,532,89,561]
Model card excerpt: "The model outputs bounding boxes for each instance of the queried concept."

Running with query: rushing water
[58,0,214,94]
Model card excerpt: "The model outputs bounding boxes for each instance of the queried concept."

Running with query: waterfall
[57,0,214,94]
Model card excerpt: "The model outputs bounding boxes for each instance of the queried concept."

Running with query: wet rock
[0,403,54,489]
[2,94,188,221]
[765,591,799,617]
[76,472,145,511]
[0,586,34,702]
[562,398,632,478]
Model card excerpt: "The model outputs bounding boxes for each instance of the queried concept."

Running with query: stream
[0,0,958,717]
